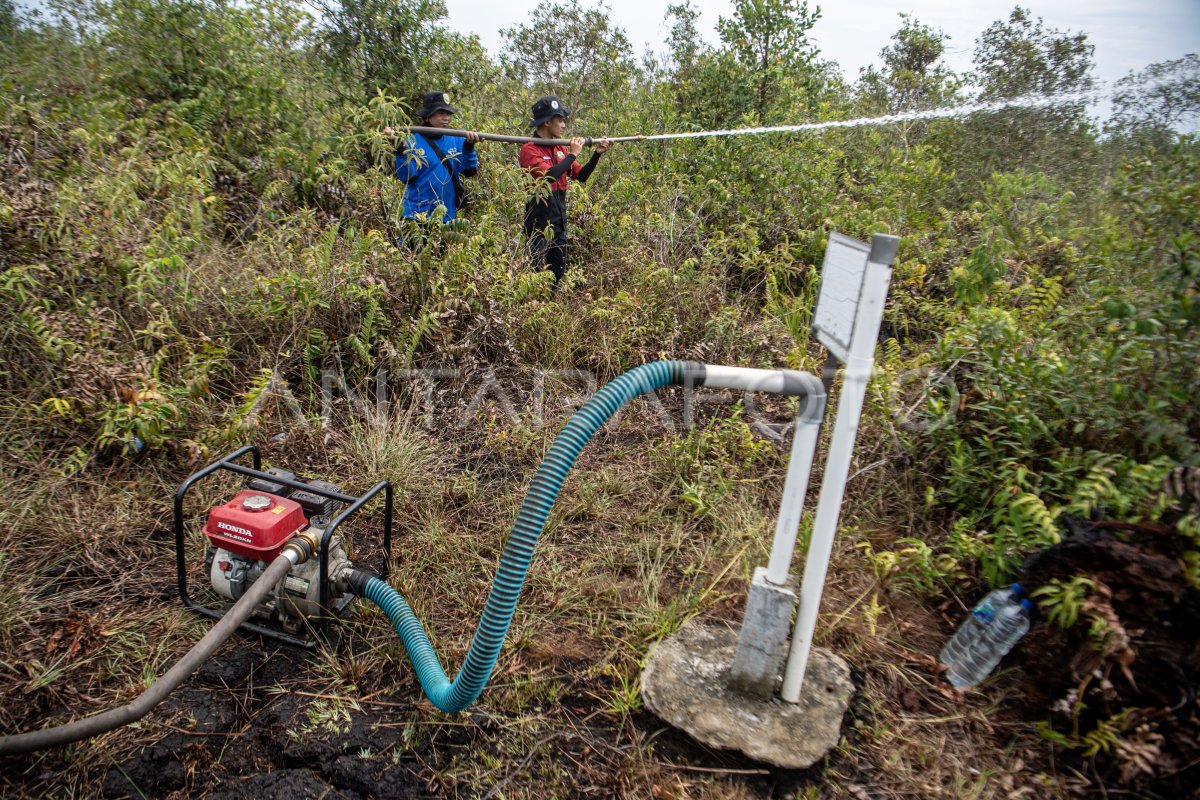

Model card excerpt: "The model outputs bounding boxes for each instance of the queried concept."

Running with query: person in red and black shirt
[519,96,611,285]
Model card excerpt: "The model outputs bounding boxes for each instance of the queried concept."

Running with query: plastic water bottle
[939,584,1033,688]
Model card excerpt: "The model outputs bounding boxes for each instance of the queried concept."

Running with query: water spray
[406,89,1104,147]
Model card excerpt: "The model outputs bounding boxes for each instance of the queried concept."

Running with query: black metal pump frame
[174,445,394,648]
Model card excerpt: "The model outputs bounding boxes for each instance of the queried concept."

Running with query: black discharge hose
[0,549,303,756]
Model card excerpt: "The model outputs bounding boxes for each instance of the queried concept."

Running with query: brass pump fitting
[297,528,322,556]
[282,528,321,564]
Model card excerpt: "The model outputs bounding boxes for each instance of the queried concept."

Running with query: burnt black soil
[1016,521,1200,797]
[74,637,810,799]
[96,643,441,799]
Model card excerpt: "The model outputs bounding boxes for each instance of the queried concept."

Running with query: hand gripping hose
[0,549,303,756]
[356,360,703,712]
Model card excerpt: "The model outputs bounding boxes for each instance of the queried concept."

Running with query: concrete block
[728,566,797,699]
[642,618,854,769]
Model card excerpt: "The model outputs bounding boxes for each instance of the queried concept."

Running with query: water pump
[174,446,394,646]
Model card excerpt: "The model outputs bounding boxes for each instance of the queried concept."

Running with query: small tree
[499,0,636,117]
[0,0,18,44]
[973,6,1093,101]
[855,15,960,158]
[951,6,1097,192]
[665,0,704,78]
[716,0,822,124]
[1108,54,1200,147]
[858,15,958,114]
[312,0,449,104]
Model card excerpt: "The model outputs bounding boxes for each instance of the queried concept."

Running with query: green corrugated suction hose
[358,360,699,712]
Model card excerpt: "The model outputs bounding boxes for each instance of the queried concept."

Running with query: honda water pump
[174,445,394,645]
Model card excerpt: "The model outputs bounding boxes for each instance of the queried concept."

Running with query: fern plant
[1031,576,1097,629]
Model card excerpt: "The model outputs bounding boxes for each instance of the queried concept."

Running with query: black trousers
[524,191,568,283]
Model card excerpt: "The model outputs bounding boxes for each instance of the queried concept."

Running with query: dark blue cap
[417,91,457,118]
[530,96,570,128]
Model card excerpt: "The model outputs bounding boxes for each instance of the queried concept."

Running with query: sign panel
[811,233,870,363]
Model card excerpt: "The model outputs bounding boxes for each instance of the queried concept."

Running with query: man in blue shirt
[393,91,482,229]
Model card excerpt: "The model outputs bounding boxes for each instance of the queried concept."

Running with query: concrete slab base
[641,618,854,769]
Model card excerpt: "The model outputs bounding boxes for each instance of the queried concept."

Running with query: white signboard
[811,233,870,363]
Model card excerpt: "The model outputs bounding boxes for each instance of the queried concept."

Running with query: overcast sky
[444,0,1200,92]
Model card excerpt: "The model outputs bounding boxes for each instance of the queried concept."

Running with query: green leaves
[500,0,636,110]
[315,0,456,105]
[972,7,1094,100]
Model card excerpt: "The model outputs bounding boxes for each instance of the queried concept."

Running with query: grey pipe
[0,548,302,756]
[404,125,645,147]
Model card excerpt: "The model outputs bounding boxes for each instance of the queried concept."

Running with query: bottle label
[971,604,996,625]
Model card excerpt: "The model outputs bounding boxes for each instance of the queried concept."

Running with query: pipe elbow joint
[779,369,824,399]
[780,370,826,423]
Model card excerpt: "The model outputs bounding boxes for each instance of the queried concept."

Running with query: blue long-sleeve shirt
[394,132,478,222]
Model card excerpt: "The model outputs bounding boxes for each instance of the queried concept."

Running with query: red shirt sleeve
[568,157,583,180]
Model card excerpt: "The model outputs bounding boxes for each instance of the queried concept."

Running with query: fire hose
[401,91,1104,148]
[0,541,313,756]
[404,125,643,147]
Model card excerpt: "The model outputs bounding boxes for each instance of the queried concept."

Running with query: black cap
[530,96,570,128]
[417,91,458,118]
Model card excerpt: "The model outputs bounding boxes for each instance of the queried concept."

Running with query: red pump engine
[176,450,392,646]
[197,470,355,639]
[203,490,308,561]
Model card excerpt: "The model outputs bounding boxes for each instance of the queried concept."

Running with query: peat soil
[81,639,811,799]
[7,519,1197,798]
[1015,520,1200,798]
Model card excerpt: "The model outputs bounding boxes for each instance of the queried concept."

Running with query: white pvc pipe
[780,366,870,702]
[765,414,823,586]
[699,364,824,587]
[781,241,895,703]
[702,365,793,396]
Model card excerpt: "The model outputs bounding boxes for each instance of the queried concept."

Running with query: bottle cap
[1020,598,1034,611]
[1010,582,1024,596]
